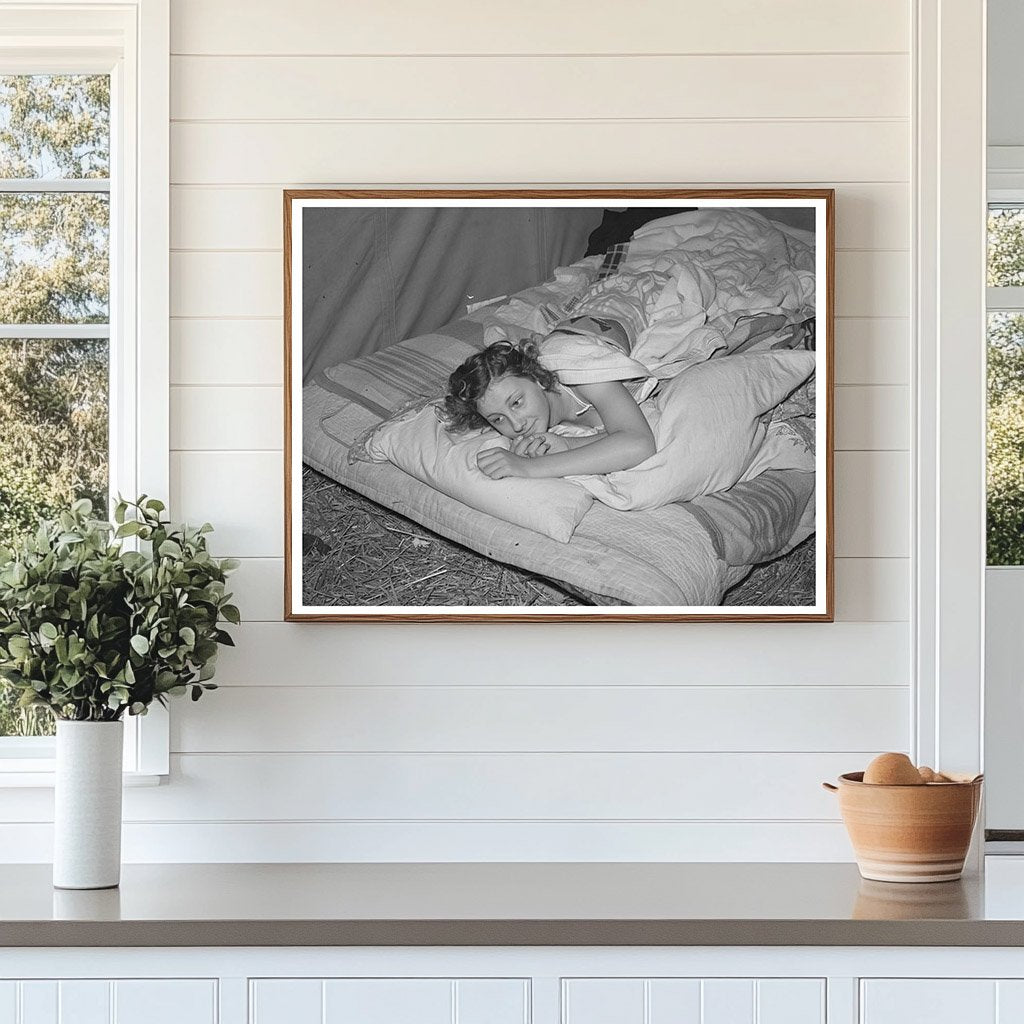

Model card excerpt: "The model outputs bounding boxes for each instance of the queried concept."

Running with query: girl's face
[477,374,552,440]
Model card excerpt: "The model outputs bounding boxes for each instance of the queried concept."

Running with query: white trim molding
[914,0,987,784]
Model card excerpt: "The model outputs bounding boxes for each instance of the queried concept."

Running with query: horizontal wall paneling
[208,620,910,688]
[170,0,910,56]
[170,685,910,754]
[172,55,909,122]
[170,121,909,187]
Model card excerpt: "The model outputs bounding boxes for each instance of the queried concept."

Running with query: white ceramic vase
[53,719,124,889]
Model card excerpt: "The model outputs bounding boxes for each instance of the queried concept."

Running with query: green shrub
[0,497,238,722]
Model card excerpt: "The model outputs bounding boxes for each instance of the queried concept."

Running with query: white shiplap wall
[2,0,915,861]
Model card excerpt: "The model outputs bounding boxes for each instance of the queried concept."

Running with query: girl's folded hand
[510,432,570,458]
[477,447,532,479]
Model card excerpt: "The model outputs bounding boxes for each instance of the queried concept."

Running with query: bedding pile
[302,209,818,607]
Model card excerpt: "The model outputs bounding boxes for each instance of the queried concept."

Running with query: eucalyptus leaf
[8,635,30,657]
[158,539,183,559]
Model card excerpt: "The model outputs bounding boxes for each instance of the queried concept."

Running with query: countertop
[4,861,1024,947]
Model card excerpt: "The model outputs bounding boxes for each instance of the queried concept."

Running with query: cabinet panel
[323,980,451,1024]
[702,979,754,1024]
[563,978,825,1024]
[998,980,1024,1023]
[114,981,217,1024]
[648,979,702,1022]
[19,983,56,1024]
[58,982,110,1024]
[0,981,216,1024]
[757,980,825,1024]
[0,983,15,1024]
[861,981,997,1024]
[251,979,528,1024]
[455,980,529,1024]
[250,979,322,1024]
[563,980,645,1024]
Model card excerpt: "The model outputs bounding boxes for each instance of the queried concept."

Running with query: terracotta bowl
[823,771,983,883]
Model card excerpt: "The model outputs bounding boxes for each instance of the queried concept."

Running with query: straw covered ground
[301,467,814,608]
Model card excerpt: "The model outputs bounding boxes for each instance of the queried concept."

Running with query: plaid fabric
[311,319,485,438]
[559,245,631,322]
[597,242,629,280]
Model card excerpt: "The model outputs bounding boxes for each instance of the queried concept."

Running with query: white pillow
[364,404,593,543]
[570,351,816,510]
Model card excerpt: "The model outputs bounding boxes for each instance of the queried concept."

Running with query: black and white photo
[286,191,833,621]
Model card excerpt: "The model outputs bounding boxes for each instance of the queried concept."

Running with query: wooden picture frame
[285,189,834,621]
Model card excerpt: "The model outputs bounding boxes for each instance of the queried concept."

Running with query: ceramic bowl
[823,771,983,883]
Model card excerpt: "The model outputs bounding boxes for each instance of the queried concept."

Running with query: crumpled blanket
[557,350,816,511]
[483,208,815,382]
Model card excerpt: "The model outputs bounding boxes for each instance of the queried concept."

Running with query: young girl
[442,336,657,481]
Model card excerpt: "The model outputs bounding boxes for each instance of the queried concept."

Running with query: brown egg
[863,752,926,785]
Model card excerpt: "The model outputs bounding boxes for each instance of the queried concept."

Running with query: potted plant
[0,497,239,889]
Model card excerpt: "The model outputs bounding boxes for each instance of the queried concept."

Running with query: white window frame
[983,179,1024,839]
[0,0,169,784]
[914,0,986,823]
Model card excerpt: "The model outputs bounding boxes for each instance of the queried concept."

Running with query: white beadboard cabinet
[561,978,825,1024]
[860,979,1024,1023]
[250,979,529,1024]
[6,949,1024,1024]
[0,979,218,1024]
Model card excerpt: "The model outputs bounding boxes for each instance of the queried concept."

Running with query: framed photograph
[285,189,833,622]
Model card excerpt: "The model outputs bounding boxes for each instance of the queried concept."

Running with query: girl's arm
[477,381,655,479]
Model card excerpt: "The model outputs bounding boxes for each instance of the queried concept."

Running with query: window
[987,205,1024,565]
[0,73,111,739]
[0,2,169,779]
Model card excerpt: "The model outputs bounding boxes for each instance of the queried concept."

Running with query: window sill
[0,768,165,788]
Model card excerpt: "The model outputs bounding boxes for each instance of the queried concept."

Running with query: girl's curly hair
[441,339,559,433]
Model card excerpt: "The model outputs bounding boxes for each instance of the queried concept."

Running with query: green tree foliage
[988,391,1024,566]
[988,208,1024,564]
[0,76,110,735]
[0,74,109,179]
[989,208,1024,288]
[0,75,109,325]
[0,338,108,545]
[0,668,50,736]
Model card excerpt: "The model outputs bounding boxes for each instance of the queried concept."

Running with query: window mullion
[987,286,1024,312]
[0,178,109,193]
[0,324,111,339]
